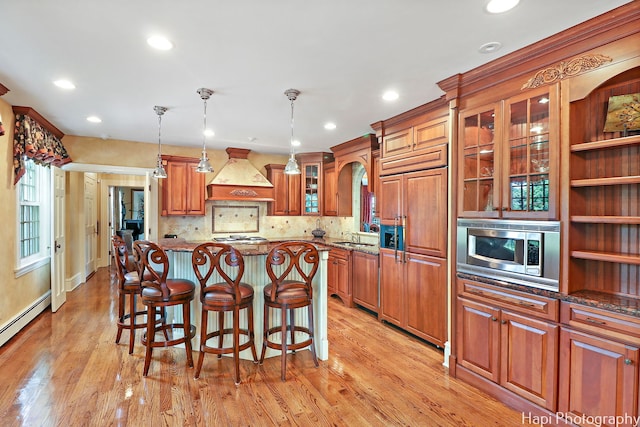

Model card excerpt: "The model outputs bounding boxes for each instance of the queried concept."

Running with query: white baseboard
[442,341,450,368]
[66,272,83,291]
[0,291,51,347]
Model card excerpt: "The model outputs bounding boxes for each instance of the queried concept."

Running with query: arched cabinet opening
[331,134,379,234]
[565,65,640,297]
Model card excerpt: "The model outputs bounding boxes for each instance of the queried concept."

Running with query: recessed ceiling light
[292,140,301,147]
[478,42,502,54]
[86,116,102,123]
[382,90,399,101]
[324,122,336,130]
[54,79,75,90]
[485,0,520,14]
[203,129,215,137]
[147,35,173,51]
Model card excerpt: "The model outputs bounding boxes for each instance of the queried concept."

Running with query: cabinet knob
[491,317,498,322]
[625,358,633,365]
[501,320,507,324]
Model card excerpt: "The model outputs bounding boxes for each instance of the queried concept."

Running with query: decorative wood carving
[522,54,612,89]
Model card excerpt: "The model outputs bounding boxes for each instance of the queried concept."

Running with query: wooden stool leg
[289,308,295,351]
[233,306,241,385]
[143,304,155,376]
[195,308,207,379]
[217,311,225,358]
[128,293,136,354]
[259,306,269,364]
[183,301,194,368]
[115,292,125,344]
[248,305,258,362]
[280,306,288,382]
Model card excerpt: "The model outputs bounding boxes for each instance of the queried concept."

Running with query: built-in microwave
[457,219,560,291]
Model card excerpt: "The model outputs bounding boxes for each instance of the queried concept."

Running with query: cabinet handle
[518,301,536,308]
[501,320,507,325]
[625,358,633,365]
[585,317,607,325]
[468,289,485,296]
[491,317,498,322]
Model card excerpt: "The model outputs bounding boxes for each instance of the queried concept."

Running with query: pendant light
[284,88,301,175]
[152,105,168,179]
[195,88,214,173]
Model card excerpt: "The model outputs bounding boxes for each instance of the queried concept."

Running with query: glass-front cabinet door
[460,104,502,217]
[303,162,320,215]
[458,85,558,219]
[502,85,557,219]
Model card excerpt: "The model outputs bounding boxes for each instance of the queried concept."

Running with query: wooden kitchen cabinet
[352,251,379,313]
[265,164,301,216]
[379,117,448,177]
[457,278,559,411]
[161,155,205,216]
[379,248,403,325]
[322,162,337,216]
[557,302,640,426]
[380,248,446,347]
[379,168,447,257]
[458,85,558,219]
[328,247,352,307]
[558,328,639,426]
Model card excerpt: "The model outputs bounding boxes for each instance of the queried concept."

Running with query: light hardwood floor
[0,267,529,426]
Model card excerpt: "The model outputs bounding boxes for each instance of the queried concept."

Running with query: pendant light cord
[202,97,208,157]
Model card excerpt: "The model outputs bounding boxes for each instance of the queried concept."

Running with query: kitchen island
[157,238,330,360]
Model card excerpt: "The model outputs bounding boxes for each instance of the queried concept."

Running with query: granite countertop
[457,272,640,318]
[278,236,380,255]
[157,236,379,256]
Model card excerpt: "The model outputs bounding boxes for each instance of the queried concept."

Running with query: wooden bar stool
[112,235,149,354]
[191,243,258,384]
[260,241,320,381]
[134,240,196,377]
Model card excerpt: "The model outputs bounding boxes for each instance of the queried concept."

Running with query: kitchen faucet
[347,232,360,243]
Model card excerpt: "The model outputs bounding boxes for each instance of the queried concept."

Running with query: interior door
[51,167,66,312]
[84,173,97,278]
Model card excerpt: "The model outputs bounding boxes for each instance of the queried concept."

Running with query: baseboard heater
[0,291,51,347]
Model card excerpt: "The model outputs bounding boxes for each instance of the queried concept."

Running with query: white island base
[162,247,329,361]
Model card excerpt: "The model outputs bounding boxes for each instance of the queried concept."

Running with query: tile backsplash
[160,201,372,242]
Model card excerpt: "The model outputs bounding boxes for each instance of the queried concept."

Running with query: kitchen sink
[333,241,375,247]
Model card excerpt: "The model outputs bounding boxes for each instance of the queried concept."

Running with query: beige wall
[0,99,51,330]
[0,113,357,343]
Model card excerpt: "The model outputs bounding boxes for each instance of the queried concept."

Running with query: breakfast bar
[157,238,330,361]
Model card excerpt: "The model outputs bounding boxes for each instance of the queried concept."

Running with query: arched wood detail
[336,152,370,181]
[331,134,378,182]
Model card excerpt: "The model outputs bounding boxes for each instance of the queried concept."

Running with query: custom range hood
[206,147,275,201]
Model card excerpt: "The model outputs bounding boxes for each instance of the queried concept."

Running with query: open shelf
[571,134,640,152]
[571,175,640,187]
[571,250,640,265]
[571,216,640,224]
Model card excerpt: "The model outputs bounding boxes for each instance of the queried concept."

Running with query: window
[16,160,50,275]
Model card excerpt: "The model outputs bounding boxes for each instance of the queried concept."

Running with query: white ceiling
[0,1,631,155]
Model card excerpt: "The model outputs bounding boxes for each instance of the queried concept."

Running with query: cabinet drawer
[329,247,349,260]
[458,278,558,321]
[561,302,640,345]
[380,143,447,176]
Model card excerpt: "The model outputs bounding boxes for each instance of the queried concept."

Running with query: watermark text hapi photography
[522,411,640,426]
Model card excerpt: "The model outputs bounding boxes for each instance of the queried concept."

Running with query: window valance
[12,106,72,184]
